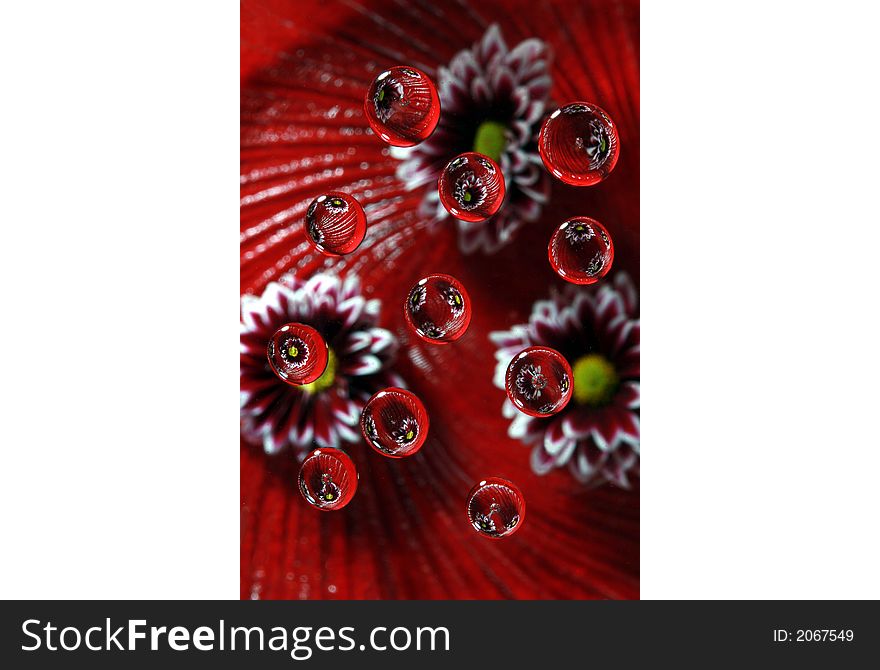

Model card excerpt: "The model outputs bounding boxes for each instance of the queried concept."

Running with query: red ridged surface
[242,0,639,600]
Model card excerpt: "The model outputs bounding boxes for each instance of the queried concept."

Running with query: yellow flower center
[301,348,337,395]
[473,120,507,162]
[572,354,618,406]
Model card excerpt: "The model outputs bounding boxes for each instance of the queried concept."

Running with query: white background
[1,1,878,599]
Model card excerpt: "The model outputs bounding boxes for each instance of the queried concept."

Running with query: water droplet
[438,152,505,222]
[404,274,471,344]
[548,216,614,284]
[304,192,367,256]
[505,346,573,417]
[267,323,329,386]
[539,102,620,186]
[364,66,440,147]
[467,478,525,539]
[298,447,358,511]
[361,387,429,458]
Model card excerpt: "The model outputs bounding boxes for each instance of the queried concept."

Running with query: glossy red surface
[467,478,526,539]
[305,192,367,256]
[505,346,573,417]
[364,66,440,147]
[438,152,505,222]
[267,323,329,386]
[298,448,358,511]
[548,216,614,285]
[242,0,640,601]
[404,274,472,344]
[539,102,620,186]
[361,388,429,458]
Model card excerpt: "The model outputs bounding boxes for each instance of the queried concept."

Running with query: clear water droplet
[364,66,440,147]
[404,274,472,344]
[361,387,429,458]
[548,216,614,284]
[467,478,525,539]
[438,152,505,222]
[298,448,358,511]
[539,102,620,186]
[505,346,573,417]
[267,323,329,386]
[304,192,367,256]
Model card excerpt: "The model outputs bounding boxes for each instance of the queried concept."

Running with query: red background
[241,0,639,599]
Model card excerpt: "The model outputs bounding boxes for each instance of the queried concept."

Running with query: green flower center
[572,354,618,406]
[473,120,507,162]
[301,348,337,395]
[405,429,415,441]
[287,345,299,358]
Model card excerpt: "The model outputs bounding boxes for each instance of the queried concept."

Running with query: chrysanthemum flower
[240,273,401,457]
[491,273,640,487]
[394,24,552,254]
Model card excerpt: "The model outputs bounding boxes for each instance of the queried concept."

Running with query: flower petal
[341,354,382,376]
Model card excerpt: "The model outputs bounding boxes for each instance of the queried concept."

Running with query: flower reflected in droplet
[490,273,640,487]
[394,24,552,253]
[453,171,487,211]
[373,79,405,123]
[515,363,547,401]
[241,274,402,457]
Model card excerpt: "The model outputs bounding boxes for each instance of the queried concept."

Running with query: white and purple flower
[394,24,552,254]
[240,273,402,457]
[491,274,640,488]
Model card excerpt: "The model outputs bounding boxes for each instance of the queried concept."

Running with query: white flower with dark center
[307,220,324,245]
[515,364,547,401]
[391,416,419,446]
[490,274,640,488]
[420,321,443,340]
[373,79,404,123]
[408,284,427,311]
[363,415,380,447]
[393,24,552,254]
[442,286,465,312]
[565,221,595,244]
[240,273,402,457]
[453,171,486,211]
[473,512,496,534]
[579,117,611,167]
